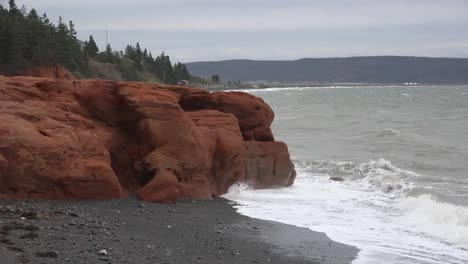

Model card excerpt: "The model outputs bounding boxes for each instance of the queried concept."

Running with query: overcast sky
[6,0,468,62]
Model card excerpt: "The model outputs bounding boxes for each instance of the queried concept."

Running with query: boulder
[330,177,345,182]
[243,141,296,188]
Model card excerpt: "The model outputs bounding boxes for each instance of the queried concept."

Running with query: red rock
[180,91,275,141]
[0,75,296,203]
[186,110,245,196]
[243,141,296,188]
[137,171,181,203]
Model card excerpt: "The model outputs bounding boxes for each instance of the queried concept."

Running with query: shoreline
[197,83,468,91]
[0,197,358,264]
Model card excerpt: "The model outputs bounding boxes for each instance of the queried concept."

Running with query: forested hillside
[186,56,468,84]
[0,0,194,84]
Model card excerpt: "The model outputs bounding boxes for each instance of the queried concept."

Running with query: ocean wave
[297,158,419,178]
[295,158,418,197]
[377,129,401,137]
[398,194,468,246]
[232,85,380,93]
[228,87,307,92]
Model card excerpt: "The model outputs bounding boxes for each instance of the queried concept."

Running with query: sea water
[223,85,468,264]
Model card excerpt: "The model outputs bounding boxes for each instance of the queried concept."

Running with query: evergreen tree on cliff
[8,0,17,11]
[174,62,190,81]
[84,35,99,58]
[135,42,143,70]
[0,1,194,82]
[1,0,27,73]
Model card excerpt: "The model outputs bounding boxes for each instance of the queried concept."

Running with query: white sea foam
[223,159,468,264]
[397,194,468,245]
[229,86,381,93]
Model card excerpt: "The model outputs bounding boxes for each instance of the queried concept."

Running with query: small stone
[167,225,172,229]
[167,208,176,213]
[216,230,223,234]
[68,213,79,218]
[99,249,108,255]
[20,217,26,220]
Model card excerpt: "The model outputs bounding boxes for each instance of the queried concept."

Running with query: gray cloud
[6,0,468,62]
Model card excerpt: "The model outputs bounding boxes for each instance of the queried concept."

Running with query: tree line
[0,0,191,84]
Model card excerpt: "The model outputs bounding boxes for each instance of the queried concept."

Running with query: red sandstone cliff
[0,75,295,203]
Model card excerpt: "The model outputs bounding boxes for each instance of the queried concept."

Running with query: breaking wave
[224,158,468,263]
[398,194,468,246]
[378,129,401,137]
[296,158,417,197]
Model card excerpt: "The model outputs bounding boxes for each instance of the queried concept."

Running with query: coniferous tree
[211,74,220,83]
[174,62,190,81]
[104,44,115,64]
[133,42,143,71]
[84,35,99,58]
[0,1,194,81]
[9,0,17,11]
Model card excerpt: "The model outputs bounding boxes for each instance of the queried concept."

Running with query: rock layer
[0,75,295,203]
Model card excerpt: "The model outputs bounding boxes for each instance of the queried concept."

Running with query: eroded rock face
[243,141,296,188]
[0,77,125,200]
[0,75,295,203]
[180,91,275,141]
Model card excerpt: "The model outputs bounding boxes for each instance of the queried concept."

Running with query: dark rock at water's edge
[0,198,359,264]
[0,75,295,203]
[330,177,345,182]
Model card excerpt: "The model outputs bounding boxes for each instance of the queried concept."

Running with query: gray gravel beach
[0,198,358,264]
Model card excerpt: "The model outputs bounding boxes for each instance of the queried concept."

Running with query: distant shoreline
[197,82,468,91]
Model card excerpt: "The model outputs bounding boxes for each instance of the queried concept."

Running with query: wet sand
[0,197,358,264]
